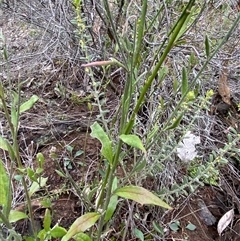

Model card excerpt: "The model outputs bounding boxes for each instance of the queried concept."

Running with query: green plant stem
[143,6,240,149]
[96,0,148,236]
[16,85,38,237]
[96,1,196,239]
[132,0,147,69]
[96,164,111,210]
[96,140,123,240]
[5,162,14,220]
[161,10,240,132]
[0,86,15,140]
[120,1,148,132]
[124,0,195,134]
[0,84,37,238]
[0,210,12,229]
[102,0,127,68]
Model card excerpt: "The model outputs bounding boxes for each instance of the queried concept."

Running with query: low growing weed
[0,0,240,240]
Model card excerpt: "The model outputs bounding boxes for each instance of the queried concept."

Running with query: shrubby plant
[0,0,240,240]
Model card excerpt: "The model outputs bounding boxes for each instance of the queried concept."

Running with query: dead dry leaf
[217,208,234,236]
[218,68,231,105]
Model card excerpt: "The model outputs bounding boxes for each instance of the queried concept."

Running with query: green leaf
[66,145,74,154]
[169,221,180,231]
[153,221,164,235]
[29,177,48,197]
[164,114,183,131]
[37,229,47,240]
[115,186,172,209]
[14,175,23,182]
[205,35,210,58]
[51,225,67,238]
[0,159,9,208]
[186,223,196,231]
[12,91,19,107]
[0,136,10,151]
[159,96,164,109]
[36,153,44,168]
[9,210,28,223]
[173,78,179,94]
[11,91,18,129]
[19,95,39,114]
[0,136,15,160]
[61,212,100,241]
[24,237,35,241]
[90,122,113,164]
[189,52,196,66]
[3,48,8,61]
[73,232,92,241]
[173,4,195,44]
[133,160,146,173]
[36,167,44,175]
[6,142,16,161]
[27,168,37,182]
[74,150,84,158]
[11,107,18,129]
[158,66,169,83]
[41,198,52,208]
[104,177,118,223]
[0,83,4,97]
[181,67,188,96]
[43,209,51,231]
[55,169,66,178]
[119,134,146,153]
[73,0,81,7]
[134,228,144,241]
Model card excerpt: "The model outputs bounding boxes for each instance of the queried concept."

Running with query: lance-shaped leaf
[0,159,9,208]
[43,209,51,232]
[205,35,210,58]
[104,177,118,223]
[90,122,113,163]
[61,212,100,241]
[164,114,183,131]
[20,95,39,114]
[0,136,10,151]
[115,186,172,209]
[3,48,8,61]
[181,67,188,96]
[0,136,15,161]
[119,134,146,153]
[134,228,144,241]
[11,107,18,129]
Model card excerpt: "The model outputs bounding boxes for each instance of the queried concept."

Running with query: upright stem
[96,1,196,240]
[0,84,37,238]
[125,0,195,134]
[96,140,123,240]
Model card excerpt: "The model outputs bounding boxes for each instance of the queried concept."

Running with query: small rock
[197,199,216,226]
